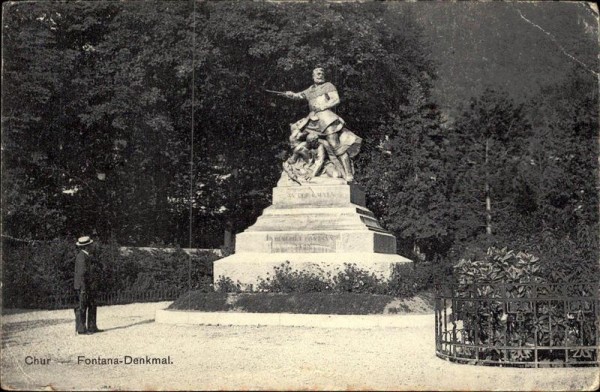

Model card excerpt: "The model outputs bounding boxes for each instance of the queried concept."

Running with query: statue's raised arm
[283,68,340,110]
[282,67,361,183]
[283,91,305,100]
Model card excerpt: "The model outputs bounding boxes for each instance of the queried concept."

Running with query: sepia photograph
[1,0,599,390]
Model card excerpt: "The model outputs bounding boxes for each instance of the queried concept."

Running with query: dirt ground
[1,302,598,391]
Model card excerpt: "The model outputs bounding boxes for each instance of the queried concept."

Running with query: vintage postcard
[1,1,598,390]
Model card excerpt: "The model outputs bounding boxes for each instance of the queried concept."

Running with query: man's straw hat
[76,236,94,247]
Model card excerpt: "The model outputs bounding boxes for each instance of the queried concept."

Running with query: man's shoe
[77,331,93,335]
[88,328,104,333]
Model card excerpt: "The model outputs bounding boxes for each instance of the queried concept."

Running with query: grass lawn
[168,290,435,315]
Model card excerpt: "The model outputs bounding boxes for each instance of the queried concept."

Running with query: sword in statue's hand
[264,89,288,96]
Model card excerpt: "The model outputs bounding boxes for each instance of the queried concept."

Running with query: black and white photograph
[1,0,598,390]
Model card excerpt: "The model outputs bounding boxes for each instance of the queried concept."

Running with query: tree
[3,2,440,248]
[359,80,451,259]
[516,67,599,273]
[522,67,598,236]
[2,2,117,240]
[445,68,598,270]
[447,89,531,249]
[189,1,439,242]
[75,2,195,244]
[3,2,196,244]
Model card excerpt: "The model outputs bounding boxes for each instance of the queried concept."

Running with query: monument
[214,68,412,289]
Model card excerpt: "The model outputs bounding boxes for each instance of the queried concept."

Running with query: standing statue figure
[284,68,361,182]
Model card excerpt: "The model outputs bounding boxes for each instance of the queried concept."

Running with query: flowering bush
[454,247,543,285]
[446,247,598,365]
[256,261,329,293]
[331,263,387,294]
[168,291,409,315]
[254,261,433,297]
[214,276,242,293]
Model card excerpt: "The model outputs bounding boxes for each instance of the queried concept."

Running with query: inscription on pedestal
[278,189,347,206]
[267,233,341,253]
[286,190,338,199]
[272,184,365,207]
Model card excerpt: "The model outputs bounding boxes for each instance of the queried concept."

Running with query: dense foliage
[214,262,437,297]
[2,239,217,308]
[2,2,598,282]
[2,1,434,248]
[443,247,598,365]
[169,291,432,315]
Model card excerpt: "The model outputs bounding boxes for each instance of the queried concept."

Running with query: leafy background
[2,2,598,284]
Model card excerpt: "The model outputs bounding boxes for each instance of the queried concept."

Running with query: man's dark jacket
[74,250,96,291]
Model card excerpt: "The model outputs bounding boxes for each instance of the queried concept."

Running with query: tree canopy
[2,2,597,269]
[3,1,434,246]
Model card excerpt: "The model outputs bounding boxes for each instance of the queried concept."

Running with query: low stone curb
[155,309,434,329]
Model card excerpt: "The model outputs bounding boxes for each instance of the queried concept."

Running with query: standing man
[74,236,101,335]
[284,67,360,182]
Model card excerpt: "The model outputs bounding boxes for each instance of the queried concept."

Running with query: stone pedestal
[213,177,412,289]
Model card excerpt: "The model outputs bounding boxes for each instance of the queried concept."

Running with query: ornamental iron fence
[435,282,599,367]
[48,288,186,309]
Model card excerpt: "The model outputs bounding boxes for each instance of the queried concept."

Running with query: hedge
[2,238,219,309]
[168,291,427,315]
[215,261,450,297]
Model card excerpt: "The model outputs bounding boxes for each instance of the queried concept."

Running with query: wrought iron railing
[48,288,186,309]
[435,282,599,367]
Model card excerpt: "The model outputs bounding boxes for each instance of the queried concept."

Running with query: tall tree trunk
[485,138,493,235]
[224,221,235,251]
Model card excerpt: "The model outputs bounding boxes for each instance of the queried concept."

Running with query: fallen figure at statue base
[281,117,362,185]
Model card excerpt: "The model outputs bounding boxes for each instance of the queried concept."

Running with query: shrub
[2,238,219,309]
[169,291,410,315]
[534,227,599,283]
[449,225,599,284]
[453,247,543,285]
[214,276,242,293]
[448,246,598,364]
[234,292,394,314]
[387,264,417,297]
[253,261,434,297]
[256,261,330,293]
[3,239,77,308]
[121,247,217,291]
[331,263,387,294]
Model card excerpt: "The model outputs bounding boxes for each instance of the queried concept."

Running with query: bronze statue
[283,118,344,184]
[282,68,361,182]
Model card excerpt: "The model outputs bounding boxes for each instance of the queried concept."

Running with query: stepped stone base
[213,179,413,290]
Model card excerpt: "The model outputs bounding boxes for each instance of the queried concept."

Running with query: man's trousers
[74,289,97,333]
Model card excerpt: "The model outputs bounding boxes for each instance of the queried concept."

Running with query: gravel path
[1,302,598,391]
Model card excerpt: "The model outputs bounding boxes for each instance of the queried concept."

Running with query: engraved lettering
[267,233,341,253]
